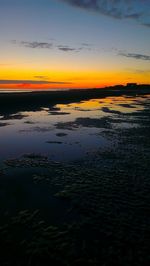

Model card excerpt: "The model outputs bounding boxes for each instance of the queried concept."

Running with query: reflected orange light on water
[57,96,146,114]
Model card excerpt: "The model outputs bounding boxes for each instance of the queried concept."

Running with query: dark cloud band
[119,52,150,61]
[21,41,53,49]
[0,80,71,85]
[59,0,150,27]
[11,40,92,52]
[12,40,53,49]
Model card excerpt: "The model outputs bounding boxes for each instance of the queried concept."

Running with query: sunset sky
[0,0,150,89]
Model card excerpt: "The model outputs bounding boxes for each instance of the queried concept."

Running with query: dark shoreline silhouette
[0,84,150,116]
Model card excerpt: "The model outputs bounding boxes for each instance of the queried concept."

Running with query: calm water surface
[0,95,149,162]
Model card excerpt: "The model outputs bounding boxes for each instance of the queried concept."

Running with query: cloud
[0,79,71,84]
[11,40,53,49]
[12,40,93,52]
[142,23,150,28]
[57,44,93,52]
[128,69,150,75]
[135,69,150,74]
[26,42,52,49]
[57,45,79,52]
[59,0,150,26]
[119,52,150,61]
[34,75,49,79]
[81,43,92,47]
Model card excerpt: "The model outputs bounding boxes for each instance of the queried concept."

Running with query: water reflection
[0,95,149,162]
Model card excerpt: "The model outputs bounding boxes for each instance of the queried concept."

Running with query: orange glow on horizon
[0,82,113,90]
[0,67,149,90]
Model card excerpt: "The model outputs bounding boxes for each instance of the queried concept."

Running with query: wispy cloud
[59,0,150,27]
[22,41,53,49]
[134,69,150,74]
[12,40,53,49]
[34,75,49,79]
[142,23,150,28]
[119,52,150,61]
[57,45,79,52]
[126,68,150,75]
[0,79,71,84]
[11,40,93,52]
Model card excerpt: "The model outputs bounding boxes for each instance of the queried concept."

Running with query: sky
[0,0,150,89]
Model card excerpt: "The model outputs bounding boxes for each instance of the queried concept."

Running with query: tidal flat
[0,87,150,265]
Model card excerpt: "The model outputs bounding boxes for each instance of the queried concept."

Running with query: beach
[0,85,150,265]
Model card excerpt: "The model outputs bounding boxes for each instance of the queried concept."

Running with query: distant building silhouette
[126,83,137,87]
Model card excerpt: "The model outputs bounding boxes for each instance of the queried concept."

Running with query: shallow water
[0,95,149,162]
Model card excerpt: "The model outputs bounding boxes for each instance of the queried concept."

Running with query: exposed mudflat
[0,90,150,266]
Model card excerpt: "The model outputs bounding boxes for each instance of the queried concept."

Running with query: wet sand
[0,86,150,266]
